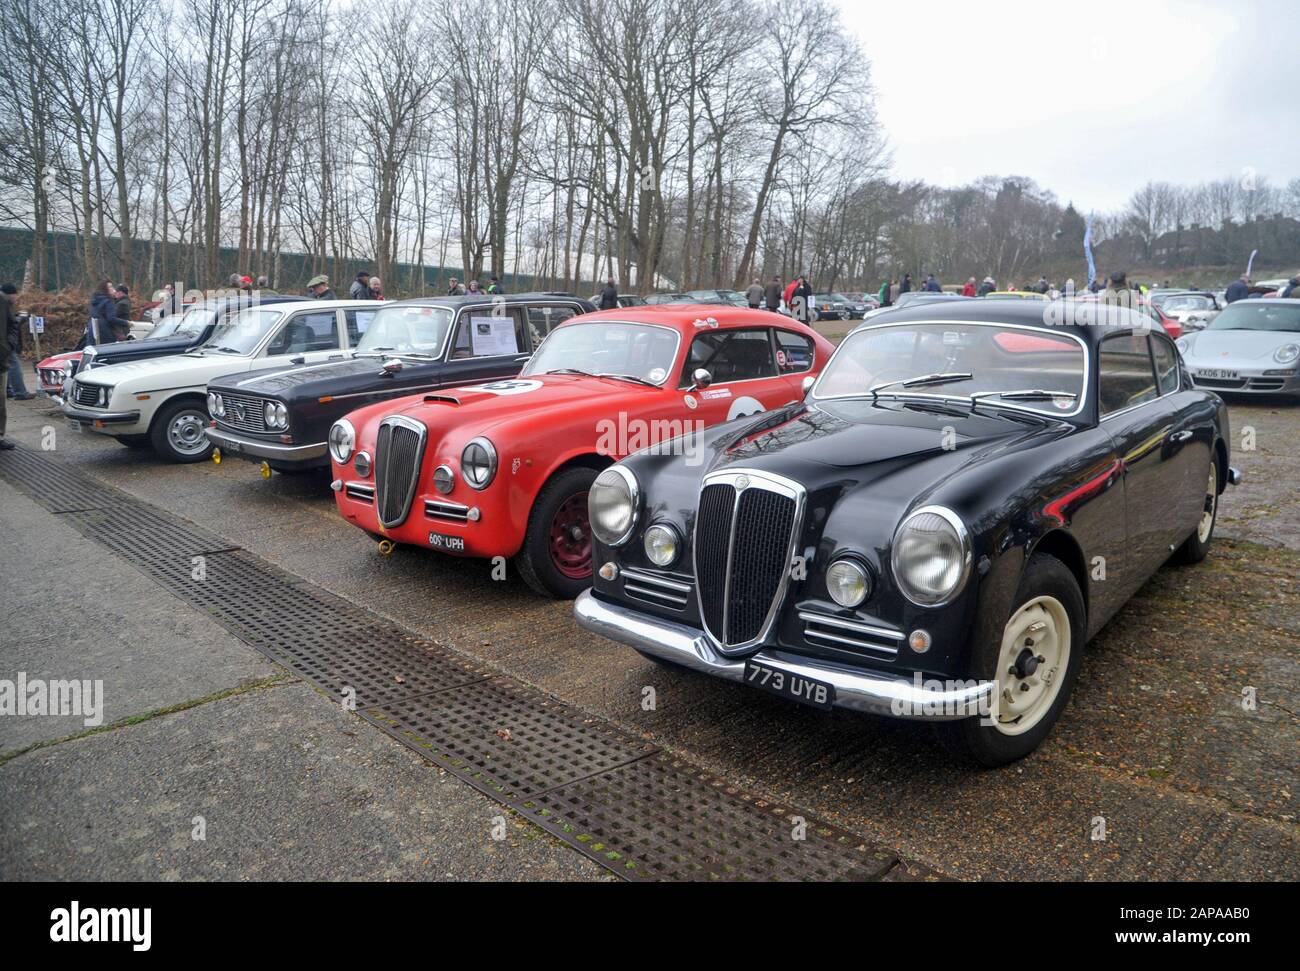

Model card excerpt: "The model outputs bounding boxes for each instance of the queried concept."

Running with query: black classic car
[575,300,1240,765]
[80,294,303,373]
[204,293,593,474]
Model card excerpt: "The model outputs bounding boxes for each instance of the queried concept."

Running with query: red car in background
[35,350,84,403]
[330,306,835,597]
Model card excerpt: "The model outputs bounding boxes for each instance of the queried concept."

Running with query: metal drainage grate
[0,446,922,882]
[512,752,898,881]
[363,678,657,801]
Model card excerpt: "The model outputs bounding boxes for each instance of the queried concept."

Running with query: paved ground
[1,389,1297,880]
[0,476,604,881]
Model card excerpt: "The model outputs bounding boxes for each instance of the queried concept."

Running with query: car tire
[118,434,151,449]
[1173,456,1218,565]
[149,398,214,463]
[514,466,598,599]
[934,553,1085,767]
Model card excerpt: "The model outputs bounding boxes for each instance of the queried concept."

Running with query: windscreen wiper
[970,389,1078,402]
[598,372,657,386]
[868,372,973,399]
[546,368,596,377]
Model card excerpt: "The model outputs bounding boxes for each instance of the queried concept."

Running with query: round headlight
[826,558,871,608]
[1175,337,1190,355]
[1274,343,1300,364]
[432,464,455,494]
[461,437,497,489]
[643,523,680,566]
[891,506,971,606]
[207,392,218,415]
[589,466,638,546]
[354,451,372,477]
[275,402,288,427]
[328,419,355,464]
[264,400,278,427]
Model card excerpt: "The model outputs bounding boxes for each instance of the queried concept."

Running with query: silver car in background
[1177,298,1300,396]
[1152,291,1222,332]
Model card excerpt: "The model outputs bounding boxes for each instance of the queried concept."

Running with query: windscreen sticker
[648,367,667,383]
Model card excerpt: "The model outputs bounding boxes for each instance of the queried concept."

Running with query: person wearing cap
[466,279,484,295]
[1225,273,1250,304]
[1282,276,1300,299]
[349,271,375,300]
[446,277,465,296]
[306,275,336,300]
[487,276,503,294]
[1102,271,1135,308]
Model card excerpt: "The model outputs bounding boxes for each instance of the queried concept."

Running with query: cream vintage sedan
[61,300,380,462]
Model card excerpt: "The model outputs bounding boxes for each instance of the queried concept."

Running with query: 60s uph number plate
[428,531,466,553]
[744,661,835,710]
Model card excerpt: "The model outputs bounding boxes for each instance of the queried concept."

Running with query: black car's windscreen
[814,322,1086,414]
[522,321,679,384]
[355,305,454,355]
[1206,303,1300,332]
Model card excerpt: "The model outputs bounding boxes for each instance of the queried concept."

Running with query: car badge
[512,457,521,475]
[735,475,750,491]
[684,394,698,410]
[233,403,246,421]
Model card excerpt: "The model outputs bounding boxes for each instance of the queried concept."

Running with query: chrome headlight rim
[1274,343,1300,365]
[825,555,872,608]
[432,464,455,495]
[890,504,972,608]
[353,451,372,477]
[643,522,681,567]
[207,392,218,416]
[460,437,498,490]
[328,418,355,464]
[589,465,640,547]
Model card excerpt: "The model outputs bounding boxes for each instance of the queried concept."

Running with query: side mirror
[380,358,403,376]
[691,367,712,390]
[801,375,815,396]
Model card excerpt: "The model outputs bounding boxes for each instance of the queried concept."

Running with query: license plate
[428,532,466,553]
[66,419,82,432]
[744,661,834,710]
[1196,368,1238,380]
[223,438,243,453]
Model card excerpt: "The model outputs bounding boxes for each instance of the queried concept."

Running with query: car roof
[850,296,1159,345]
[555,303,823,333]
[379,292,595,309]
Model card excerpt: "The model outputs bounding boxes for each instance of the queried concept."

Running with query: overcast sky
[837,0,1297,212]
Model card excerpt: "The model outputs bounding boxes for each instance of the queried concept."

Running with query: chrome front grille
[218,393,268,434]
[374,416,426,528]
[800,611,901,660]
[621,568,692,611]
[424,499,470,522]
[344,482,375,503]
[692,470,804,652]
[74,382,102,406]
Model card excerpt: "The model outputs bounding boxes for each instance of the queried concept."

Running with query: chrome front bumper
[574,591,992,720]
[204,426,328,464]
[61,403,141,425]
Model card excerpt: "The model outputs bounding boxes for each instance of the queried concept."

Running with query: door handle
[1169,430,1193,443]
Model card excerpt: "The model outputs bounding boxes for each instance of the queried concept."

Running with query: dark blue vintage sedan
[576,299,1240,765]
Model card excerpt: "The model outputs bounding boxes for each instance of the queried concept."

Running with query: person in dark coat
[1282,276,1300,299]
[349,272,375,300]
[791,275,813,321]
[763,276,783,313]
[306,275,337,300]
[4,283,33,401]
[114,285,132,325]
[598,279,619,310]
[1225,274,1250,304]
[87,281,130,346]
[0,284,14,447]
[900,273,913,294]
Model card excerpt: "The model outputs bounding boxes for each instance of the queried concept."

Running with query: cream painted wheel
[993,595,1071,736]
[1197,462,1217,543]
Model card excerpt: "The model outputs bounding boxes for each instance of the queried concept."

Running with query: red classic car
[36,350,84,402]
[330,305,836,597]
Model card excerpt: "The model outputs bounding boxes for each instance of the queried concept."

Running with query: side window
[346,308,380,345]
[267,311,340,355]
[682,328,777,386]
[525,304,579,347]
[773,329,814,374]
[1151,335,1179,395]
[1098,333,1158,416]
[449,309,526,360]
